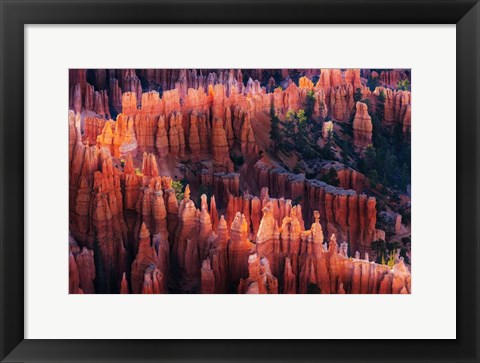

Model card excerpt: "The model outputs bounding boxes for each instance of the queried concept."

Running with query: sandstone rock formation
[228,212,255,287]
[131,223,157,294]
[75,247,96,294]
[201,259,215,293]
[353,101,373,149]
[69,252,83,294]
[252,161,377,253]
[238,253,279,294]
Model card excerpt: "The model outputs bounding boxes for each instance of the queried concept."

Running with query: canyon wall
[251,160,380,254]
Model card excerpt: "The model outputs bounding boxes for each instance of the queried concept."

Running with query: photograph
[68,68,412,294]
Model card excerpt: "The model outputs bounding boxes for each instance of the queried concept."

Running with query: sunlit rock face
[353,101,373,149]
[69,68,411,294]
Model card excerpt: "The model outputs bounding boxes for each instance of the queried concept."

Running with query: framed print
[67,66,413,297]
[1,0,479,362]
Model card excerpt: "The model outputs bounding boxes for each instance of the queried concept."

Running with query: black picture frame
[1,0,479,362]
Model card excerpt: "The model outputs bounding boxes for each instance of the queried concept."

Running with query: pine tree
[172,180,185,201]
[376,90,386,122]
[323,167,339,186]
[354,88,363,103]
[398,163,410,192]
[367,76,380,91]
[290,69,301,85]
[387,251,396,268]
[305,90,316,120]
[364,145,377,171]
[306,283,321,294]
[269,102,281,152]
[396,79,410,91]
[320,130,335,160]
